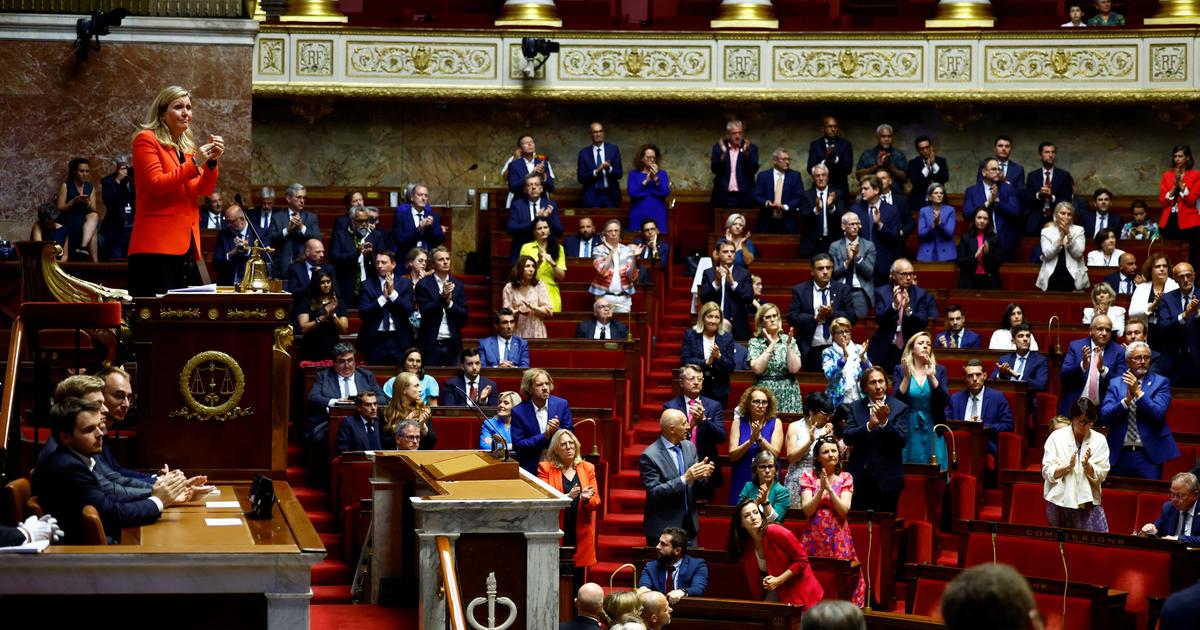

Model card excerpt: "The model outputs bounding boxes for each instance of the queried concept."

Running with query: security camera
[74,8,128,61]
[522,58,537,78]
[519,37,559,79]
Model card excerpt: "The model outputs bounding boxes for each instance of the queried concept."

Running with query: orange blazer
[1159,168,1200,230]
[129,129,219,258]
[537,460,601,567]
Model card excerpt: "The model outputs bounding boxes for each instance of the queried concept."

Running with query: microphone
[443,163,479,209]
[450,383,505,460]
[989,521,999,564]
[1057,528,1069,627]
[864,509,875,611]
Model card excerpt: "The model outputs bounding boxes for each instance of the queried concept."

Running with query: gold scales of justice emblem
[169,351,254,422]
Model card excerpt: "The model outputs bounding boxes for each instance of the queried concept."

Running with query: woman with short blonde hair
[539,428,600,590]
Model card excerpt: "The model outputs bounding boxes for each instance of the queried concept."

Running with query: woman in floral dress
[799,436,866,607]
[748,303,803,414]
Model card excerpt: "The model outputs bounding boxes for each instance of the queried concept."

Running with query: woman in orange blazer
[1159,144,1200,239]
[128,85,223,296]
[537,428,601,590]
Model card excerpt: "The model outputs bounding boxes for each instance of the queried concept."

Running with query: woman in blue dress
[627,144,670,234]
[479,390,520,454]
[728,385,784,505]
[55,157,101,261]
[892,331,949,471]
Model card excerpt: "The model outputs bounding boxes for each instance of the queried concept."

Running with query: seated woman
[479,390,520,453]
[518,216,566,313]
[384,372,435,449]
[748,303,804,414]
[737,450,791,523]
[30,202,70,261]
[988,302,1041,351]
[502,254,552,339]
[383,347,440,405]
[538,429,601,589]
[1129,253,1178,319]
[956,206,1002,290]
[295,268,349,362]
[681,301,735,403]
[628,143,671,234]
[55,156,100,261]
[1036,201,1089,292]
[1042,398,1110,532]
[783,391,837,503]
[916,183,956,263]
[1082,281,1126,331]
[1085,228,1125,268]
[893,331,949,470]
[728,499,824,606]
[822,317,871,407]
[799,436,866,607]
[725,213,758,267]
[728,386,785,505]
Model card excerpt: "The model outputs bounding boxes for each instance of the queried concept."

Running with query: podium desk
[0,481,323,630]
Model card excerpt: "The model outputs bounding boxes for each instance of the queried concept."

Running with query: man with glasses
[868,258,937,374]
[829,211,875,319]
[393,183,446,257]
[663,365,726,504]
[1156,262,1200,386]
[306,342,387,447]
[393,419,423,451]
[788,254,856,371]
[1059,314,1125,415]
[577,122,623,209]
[964,158,1021,258]
[331,206,385,304]
[752,148,804,234]
[1137,472,1200,544]
[1099,341,1178,480]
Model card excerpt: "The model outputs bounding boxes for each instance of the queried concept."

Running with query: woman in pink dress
[798,436,866,607]
[502,254,552,339]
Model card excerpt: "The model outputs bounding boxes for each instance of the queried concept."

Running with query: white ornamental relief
[296,40,332,77]
[258,38,284,76]
[987,47,1135,81]
[1151,44,1187,82]
[725,46,760,82]
[347,44,495,78]
[935,46,970,82]
[775,48,921,81]
[560,47,709,80]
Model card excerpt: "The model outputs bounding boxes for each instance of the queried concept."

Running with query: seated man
[212,204,253,285]
[392,183,446,257]
[936,304,982,349]
[1137,472,1200,543]
[1105,252,1141,296]
[945,359,1014,459]
[336,391,386,454]
[510,368,574,473]
[637,526,709,604]
[576,297,629,340]
[479,308,530,368]
[637,219,669,273]
[286,237,335,298]
[307,342,387,446]
[441,348,500,407]
[561,583,606,630]
[393,419,423,451]
[563,217,601,259]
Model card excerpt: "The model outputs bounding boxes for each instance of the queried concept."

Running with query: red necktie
[666,564,676,592]
[468,381,477,401]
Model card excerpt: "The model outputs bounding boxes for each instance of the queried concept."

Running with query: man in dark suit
[844,367,910,513]
[855,123,908,187]
[752,148,805,234]
[829,212,875,319]
[977,135,1027,206]
[506,133,556,207]
[1059,314,1125,415]
[478,308,530,368]
[330,206,386,304]
[1099,342,1178,480]
[787,254,856,370]
[798,163,846,257]
[335,391,386,454]
[906,135,950,212]
[507,175,564,261]
[807,116,854,197]
[416,246,469,367]
[560,582,605,630]
[330,190,363,236]
[392,183,446,257]
[946,360,1014,458]
[285,238,336,298]
[1079,188,1125,241]
[963,158,1022,257]
[935,304,982,349]
[1138,472,1200,544]
[307,342,388,446]
[876,168,910,233]
[991,323,1050,397]
[1024,141,1074,235]
[357,250,412,365]
[850,175,903,284]
[637,526,709,603]
[441,348,500,407]
[637,219,670,272]
[700,238,755,341]
[198,190,224,230]
[710,119,758,209]
[269,183,322,278]
[640,409,715,546]
[213,205,253,286]
[575,297,629,340]
[1106,252,1142,296]
[246,186,278,236]
[510,368,574,474]
[1156,262,1200,385]
[1160,579,1200,630]
[869,258,938,374]
[577,122,623,208]
[563,217,602,259]
[663,365,727,504]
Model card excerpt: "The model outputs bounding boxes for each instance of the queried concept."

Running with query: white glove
[18,514,64,543]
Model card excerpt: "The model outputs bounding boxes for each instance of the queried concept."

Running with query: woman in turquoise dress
[728,386,784,505]
[748,303,804,414]
[892,331,949,471]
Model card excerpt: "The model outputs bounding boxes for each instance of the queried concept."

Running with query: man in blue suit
[1155,262,1200,385]
[505,133,555,208]
[640,409,714,546]
[1099,342,1178,479]
[285,238,336,298]
[991,323,1049,396]
[637,527,709,603]
[663,365,727,503]
[935,305,982,349]
[307,342,388,446]
[1024,141,1074,235]
[807,116,854,197]
[850,175,903,284]
[752,148,805,234]
[787,254,856,370]
[563,217,602,259]
[510,368,574,474]
[392,183,445,257]
[699,239,755,341]
[869,259,937,375]
[1138,472,1200,544]
[845,367,910,513]
[416,246,470,367]
[441,348,500,407]
[1078,188,1125,241]
[478,308,530,369]
[1105,253,1141,296]
[335,391,386,454]
[330,207,386,304]
[906,136,950,212]
[1059,314,1126,415]
[963,159,1022,257]
[577,122,622,208]
[946,360,1014,458]
[710,120,758,209]
[268,183,322,278]
[798,164,846,257]
[358,250,413,366]
[977,135,1027,198]
[213,206,253,285]
[507,175,564,261]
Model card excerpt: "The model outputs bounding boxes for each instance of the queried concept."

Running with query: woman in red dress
[728,498,824,608]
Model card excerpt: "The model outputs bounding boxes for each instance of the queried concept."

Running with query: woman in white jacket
[1042,398,1110,532]
[1036,202,1089,292]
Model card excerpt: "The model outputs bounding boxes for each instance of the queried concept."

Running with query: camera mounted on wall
[75,8,128,61]
[520,37,559,78]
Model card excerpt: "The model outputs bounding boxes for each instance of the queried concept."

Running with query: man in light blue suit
[1099,342,1178,480]
[510,368,574,474]
[478,308,530,369]
[963,158,1022,258]
[637,527,709,604]
[577,122,622,208]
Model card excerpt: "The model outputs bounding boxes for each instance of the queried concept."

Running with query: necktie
[584,240,592,258]
[1014,355,1026,379]
[670,444,689,512]
[380,280,392,331]
[1098,215,1106,234]
[819,191,828,236]
[1124,278,1132,294]
[468,380,477,401]
[894,292,905,349]
[502,338,509,363]
[1125,379,1143,445]
[820,288,831,338]
[308,265,315,281]
[341,376,351,398]
[969,395,980,421]
[687,399,700,443]
[415,210,424,227]
[954,333,961,348]
[773,172,784,206]
[262,212,270,230]
[599,324,607,340]
[727,148,739,192]
[1084,346,1101,402]
[531,200,539,221]
[867,206,877,240]
[1001,161,1008,177]
[1180,505,1193,537]
[595,147,606,189]
[666,564,676,592]
[1043,170,1052,209]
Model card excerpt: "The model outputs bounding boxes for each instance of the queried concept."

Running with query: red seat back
[1008,482,1050,526]
[1101,489,1139,536]
[1135,494,1165,532]
[1167,399,1200,434]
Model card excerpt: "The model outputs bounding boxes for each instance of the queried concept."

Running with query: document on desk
[205,501,241,509]
[0,540,50,553]
[205,518,244,527]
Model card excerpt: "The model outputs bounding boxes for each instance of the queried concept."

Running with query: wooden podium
[370,450,570,630]
[131,293,293,479]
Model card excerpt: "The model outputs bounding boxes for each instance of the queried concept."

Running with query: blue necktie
[821,287,831,338]
[670,444,688,513]
[595,147,606,189]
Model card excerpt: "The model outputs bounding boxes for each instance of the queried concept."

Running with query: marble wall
[0,39,252,242]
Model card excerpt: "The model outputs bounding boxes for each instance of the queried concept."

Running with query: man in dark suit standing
[1024,141,1074,235]
[335,391,386,454]
[441,348,500,407]
[1156,262,1200,385]
[752,148,805,234]
[798,164,845,257]
[510,368,574,474]
[286,238,337,310]
[663,365,727,504]
[577,122,623,209]
[844,367,910,512]
[478,308,530,368]
[507,175,564,261]
[978,135,1027,205]
[505,133,555,208]
[330,207,386,304]
[1099,342,1178,480]
[710,119,758,209]
[358,250,412,365]
[575,297,629,340]
[945,360,1014,459]
[963,159,1022,257]
[246,186,278,236]
[637,219,669,272]
[906,135,950,212]
[269,183,322,278]
[787,254,856,370]
[850,175,903,285]
[1079,188,1125,240]
[1059,314,1125,415]
[563,217,602,259]
[637,527,709,604]
[213,205,253,286]
[807,116,854,197]
[700,239,755,341]
[1138,472,1200,544]
[991,323,1050,397]
[198,191,224,230]
[307,342,388,446]
[416,246,469,366]
[640,409,715,546]
[560,583,606,630]
[869,258,938,374]
[1106,253,1142,296]
[935,304,982,349]
[392,183,446,257]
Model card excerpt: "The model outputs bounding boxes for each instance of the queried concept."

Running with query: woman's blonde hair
[546,428,583,468]
[693,301,721,334]
[135,85,196,153]
[384,372,429,433]
[497,390,521,407]
[1090,281,1115,305]
[830,316,854,335]
[753,302,780,336]
[899,331,934,372]
[1049,415,1071,432]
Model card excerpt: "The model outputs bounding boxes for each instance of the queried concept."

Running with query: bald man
[640,409,714,546]
[640,590,673,629]
[560,582,605,629]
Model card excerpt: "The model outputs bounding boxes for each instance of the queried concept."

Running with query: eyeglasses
[750,399,769,406]
[399,434,421,441]
[895,271,917,277]
[110,392,136,404]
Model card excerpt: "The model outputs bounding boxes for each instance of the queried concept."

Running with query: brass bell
[238,242,275,293]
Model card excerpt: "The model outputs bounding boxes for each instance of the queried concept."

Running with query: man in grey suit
[269,182,323,277]
[829,211,876,319]
[640,409,715,546]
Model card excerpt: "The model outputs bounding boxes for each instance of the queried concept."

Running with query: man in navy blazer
[1078,188,1125,241]
[869,259,937,375]
[637,527,709,602]
[577,123,623,208]
[663,365,727,503]
[906,136,951,212]
[640,409,714,546]
[978,135,1027,195]
[336,391,386,454]
[699,239,755,341]
[1099,342,1178,479]
[710,120,759,208]
[1059,314,1126,415]
[506,133,556,206]
[440,348,500,407]
[1138,472,1200,544]
[392,184,446,257]
[964,159,1022,257]
[1159,578,1200,630]
[507,175,564,260]
[307,342,388,446]
[752,148,805,234]
[330,207,386,304]
[561,583,606,630]
[636,220,670,278]
[798,164,846,257]
[807,116,854,197]
[844,367,910,513]
[946,360,1014,457]
[416,246,470,367]
[213,206,254,285]
[510,368,574,474]
[285,238,336,298]
[850,175,904,284]
[478,308,530,369]
[1024,142,1074,235]
[935,305,982,349]
[575,297,630,340]
[1105,253,1141,296]
[358,251,413,365]
[1154,262,1200,385]
[787,254,856,370]
[991,324,1049,397]
[269,184,323,278]
[563,217,602,259]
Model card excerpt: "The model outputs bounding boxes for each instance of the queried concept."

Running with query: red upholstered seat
[999,432,1025,471]
[21,301,122,328]
[1102,490,1139,536]
[1163,443,1199,481]
[1167,399,1200,434]
[1008,482,1050,526]
[1135,494,1166,532]
[696,515,731,552]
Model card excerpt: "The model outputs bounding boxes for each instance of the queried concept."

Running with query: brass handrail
[437,535,468,630]
[0,317,23,467]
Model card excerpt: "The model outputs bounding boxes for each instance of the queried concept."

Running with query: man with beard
[637,526,709,604]
[844,366,910,512]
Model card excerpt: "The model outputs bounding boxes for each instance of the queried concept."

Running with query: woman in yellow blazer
[537,428,600,590]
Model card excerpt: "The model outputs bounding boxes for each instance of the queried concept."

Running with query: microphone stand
[443,163,479,210]
[1057,528,1069,627]
[864,509,874,611]
[450,384,508,461]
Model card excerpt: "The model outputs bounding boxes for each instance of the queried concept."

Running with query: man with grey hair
[269,182,322,278]
[829,211,876,319]
[801,600,866,630]
[868,258,937,373]
[639,590,672,629]
[710,119,758,209]
[248,186,277,234]
[393,419,423,451]
[1099,340,1178,480]
[1138,472,1200,543]
[800,162,845,256]
[560,582,605,629]
[752,148,803,234]
[100,154,135,260]
[199,190,225,230]
[855,123,908,184]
